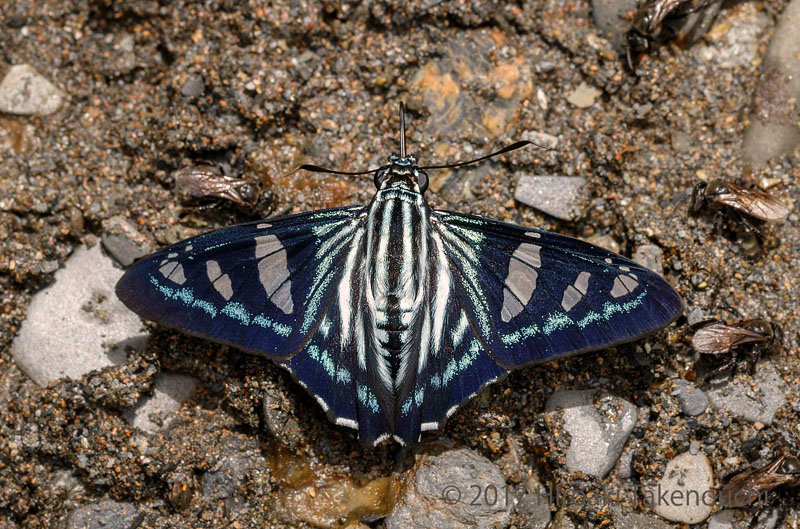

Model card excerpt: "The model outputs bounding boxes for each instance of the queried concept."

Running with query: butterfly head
[373,153,429,193]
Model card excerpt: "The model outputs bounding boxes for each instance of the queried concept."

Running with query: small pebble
[672,380,709,416]
[632,244,664,274]
[10,244,148,385]
[124,372,197,433]
[181,74,205,98]
[544,389,637,479]
[0,64,65,115]
[515,175,588,221]
[566,82,602,109]
[649,450,714,524]
[686,307,708,327]
[102,215,153,267]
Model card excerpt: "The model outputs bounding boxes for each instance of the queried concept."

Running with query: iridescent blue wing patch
[115,206,368,427]
[432,211,683,369]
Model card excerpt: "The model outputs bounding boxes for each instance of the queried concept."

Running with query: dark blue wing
[400,210,683,433]
[115,206,369,430]
[432,210,683,368]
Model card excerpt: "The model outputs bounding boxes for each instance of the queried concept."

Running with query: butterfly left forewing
[116,206,366,361]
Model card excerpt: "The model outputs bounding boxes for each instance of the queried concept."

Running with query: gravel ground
[1,1,799,528]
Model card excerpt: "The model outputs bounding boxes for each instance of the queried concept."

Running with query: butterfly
[116,103,683,446]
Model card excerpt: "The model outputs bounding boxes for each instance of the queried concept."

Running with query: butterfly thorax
[364,158,431,397]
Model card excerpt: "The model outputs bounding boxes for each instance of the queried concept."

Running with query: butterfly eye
[416,169,429,193]
[373,169,387,189]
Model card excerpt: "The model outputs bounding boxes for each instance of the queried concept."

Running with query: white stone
[0,64,65,115]
[11,245,147,385]
[545,389,637,479]
[648,450,714,524]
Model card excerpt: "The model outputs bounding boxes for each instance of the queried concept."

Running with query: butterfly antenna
[399,102,407,158]
[420,139,553,170]
[286,164,382,177]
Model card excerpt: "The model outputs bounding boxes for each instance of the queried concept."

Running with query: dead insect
[720,454,800,508]
[691,318,780,382]
[625,0,719,69]
[173,163,260,208]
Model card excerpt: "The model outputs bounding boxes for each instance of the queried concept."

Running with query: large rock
[386,448,512,529]
[545,389,637,479]
[11,244,147,385]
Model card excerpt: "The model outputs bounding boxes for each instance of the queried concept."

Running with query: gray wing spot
[611,273,639,298]
[621,274,638,291]
[513,243,542,268]
[501,242,541,321]
[575,271,591,294]
[159,260,186,285]
[206,260,233,300]
[271,281,293,314]
[561,285,582,312]
[561,272,591,312]
[525,231,541,238]
[254,234,282,259]
[257,223,272,229]
[257,243,292,314]
[501,289,525,322]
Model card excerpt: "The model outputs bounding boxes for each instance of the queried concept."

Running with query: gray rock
[632,244,664,274]
[52,469,86,500]
[613,507,673,529]
[102,216,153,267]
[592,0,639,53]
[616,448,635,479]
[201,454,253,500]
[550,509,577,529]
[672,380,709,416]
[708,510,739,529]
[11,244,148,386]
[647,450,714,524]
[0,64,65,115]
[514,476,550,529]
[742,0,800,168]
[261,385,304,448]
[706,361,786,425]
[707,507,782,529]
[544,389,637,479]
[514,175,588,221]
[686,307,708,327]
[385,448,512,529]
[181,75,205,98]
[521,130,559,150]
[124,372,197,433]
[566,82,602,109]
[63,500,145,529]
